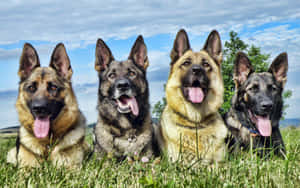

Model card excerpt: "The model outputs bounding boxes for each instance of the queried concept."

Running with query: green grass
[0,128,299,187]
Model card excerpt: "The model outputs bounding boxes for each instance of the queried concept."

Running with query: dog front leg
[7,146,41,167]
[271,127,286,156]
[94,125,114,153]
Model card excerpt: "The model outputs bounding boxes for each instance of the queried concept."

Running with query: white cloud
[242,25,300,71]
[0,48,21,60]
[285,84,300,118]
[148,50,170,72]
[0,42,86,64]
[0,0,299,45]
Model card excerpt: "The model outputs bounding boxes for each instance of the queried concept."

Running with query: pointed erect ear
[95,38,114,72]
[50,43,72,80]
[170,29,191,64]
[129,35,148,70]
[203,30,222,65]
[268,52,288,87]
[234,52,254,87]
[18,43,40,81]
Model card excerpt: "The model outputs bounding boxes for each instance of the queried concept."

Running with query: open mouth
[115,95,139,116]
[33,116,50,139]
[31,100,64,139]
[183,80,207,104]
[249,110,272,137]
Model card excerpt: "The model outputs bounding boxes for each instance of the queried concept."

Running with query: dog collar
[243,125,260,137]
[175,122,206,130]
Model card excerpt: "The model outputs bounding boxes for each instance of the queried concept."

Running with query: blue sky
[0,0,300,127]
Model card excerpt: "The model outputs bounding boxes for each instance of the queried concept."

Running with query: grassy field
[0,127,299,187]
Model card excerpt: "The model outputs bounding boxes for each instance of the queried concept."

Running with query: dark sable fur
[96,78,150,132]
[93,36,154,160]
[225,52,287,157]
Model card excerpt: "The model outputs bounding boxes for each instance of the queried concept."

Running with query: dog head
[166,29,224,121]
[95,36,149,117]
[233,52,288,137]
[17,43,78,139]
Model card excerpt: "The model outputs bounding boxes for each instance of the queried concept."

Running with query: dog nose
[261,100,273,111]
[32,99,49,115]
[191,65,202,75]
[116,79,131,91]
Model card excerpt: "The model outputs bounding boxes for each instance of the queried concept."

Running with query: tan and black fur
[155,29,227,163]
[7,43,87,168]
[93,36,154,161]
[225,52,287,157]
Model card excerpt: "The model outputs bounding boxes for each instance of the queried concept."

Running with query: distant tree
[152,31,292,119]
[220,31,249,115]
[152,96,166,119]
[282,90,292,120]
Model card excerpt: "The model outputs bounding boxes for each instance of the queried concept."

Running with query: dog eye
[50,85,58,91]
[47,83,59,92]
[182,61,191,67]
[108,73,116,79]
[129,71,136,77]
[203,62,210,68]
[27,84,36,93]
[250,84,259,92]
[268,85,277,92]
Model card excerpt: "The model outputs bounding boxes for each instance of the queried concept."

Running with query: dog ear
[203,30,222,65]
[234,52,254,87]
[18,43,40,81]
[129,35,149,70]
[269,52,288,87]
[170,29,191,64]
[50,43,72,80]
[95,38,114,72]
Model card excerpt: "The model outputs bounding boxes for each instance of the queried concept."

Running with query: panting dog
[155,29,227,163]
[93,36,154,161]
[7,43,87,168]
[225,52,287,157]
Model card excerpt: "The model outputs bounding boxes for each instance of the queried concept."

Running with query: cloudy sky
[0,0,299,128]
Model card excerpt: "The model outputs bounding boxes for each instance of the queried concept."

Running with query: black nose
[191,65,202,75]
[261,100,273,111]
[32,99,49,115]
[116,79,131,91]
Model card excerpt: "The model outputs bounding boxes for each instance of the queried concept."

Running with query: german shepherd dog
[225,52,288,157]
[93,36,154,161]
[7,43,87,168]
[155,29,228,163]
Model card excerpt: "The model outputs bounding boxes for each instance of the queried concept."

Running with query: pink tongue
[256,116,272,137]
[126,97,139,116]
[188,87,204,103]
[33,117,50,138]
